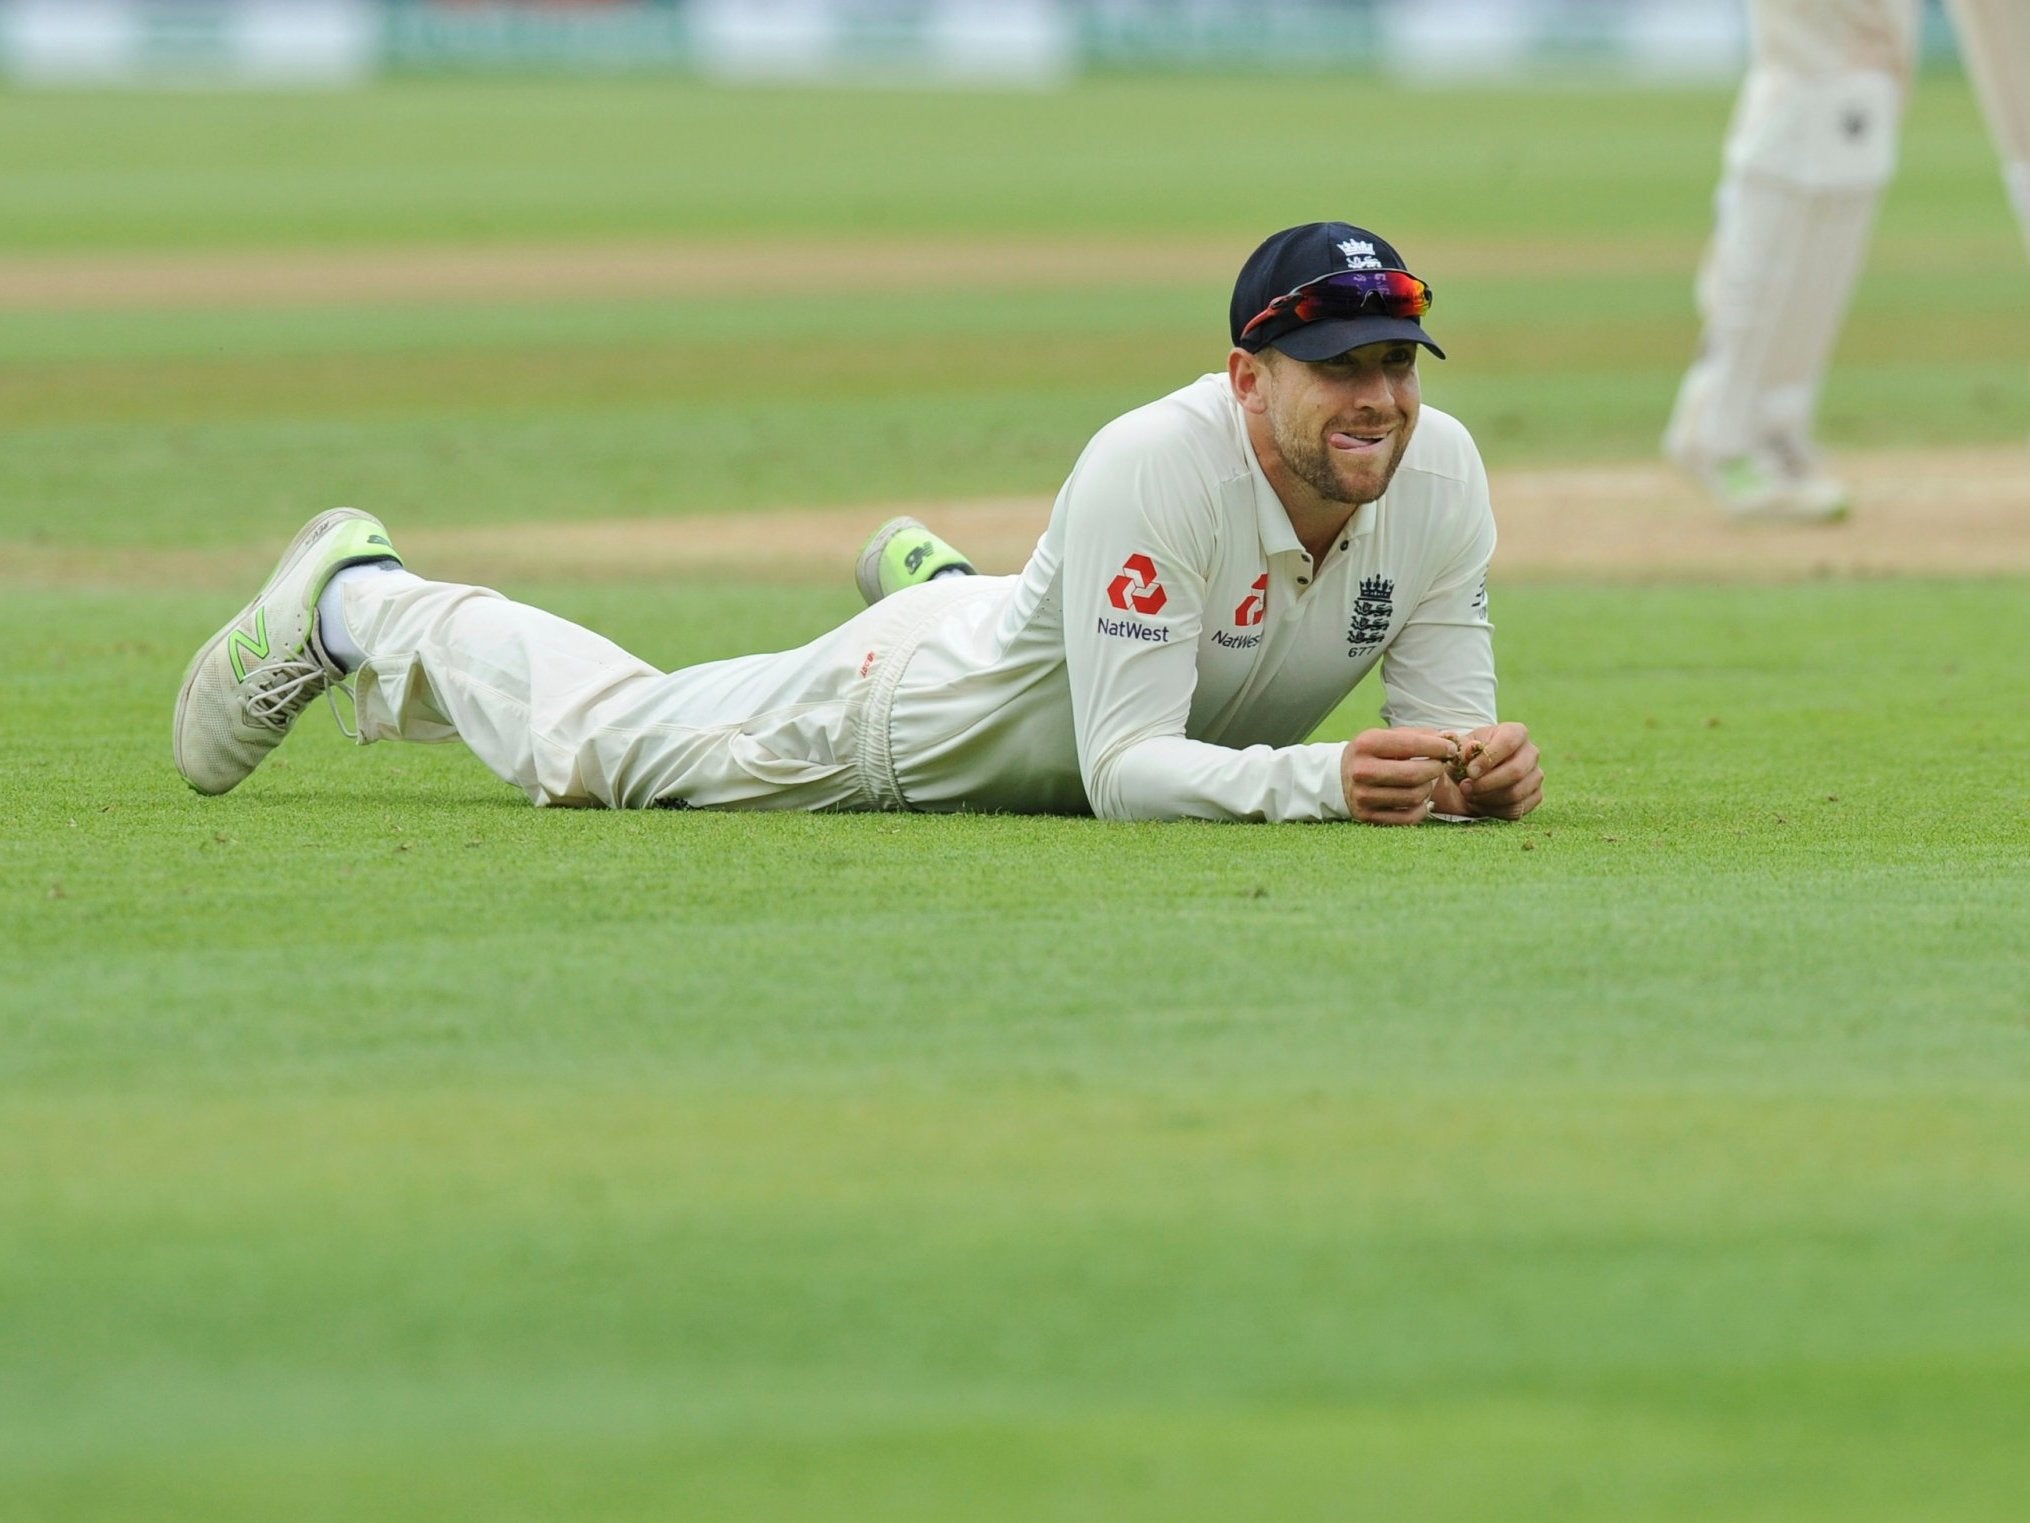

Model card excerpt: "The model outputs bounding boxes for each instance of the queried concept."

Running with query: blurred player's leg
[1942,0,2030,258]
[1666,0,1920,520]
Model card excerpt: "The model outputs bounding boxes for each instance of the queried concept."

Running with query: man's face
[1245,341,1423,508]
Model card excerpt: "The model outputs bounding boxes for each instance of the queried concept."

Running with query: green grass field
[4,74,2029,1520]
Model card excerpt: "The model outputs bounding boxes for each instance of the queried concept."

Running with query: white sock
[315,560,415,672]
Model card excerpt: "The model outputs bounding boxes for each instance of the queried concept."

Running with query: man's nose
[1340,364,1394,410]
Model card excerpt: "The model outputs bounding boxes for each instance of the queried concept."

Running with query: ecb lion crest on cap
[1337,238,1382,270]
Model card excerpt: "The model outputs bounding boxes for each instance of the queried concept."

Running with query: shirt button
[1297,576,1309,586]
[1340,540,1349,550]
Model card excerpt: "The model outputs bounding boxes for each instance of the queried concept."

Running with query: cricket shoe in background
[1663,365,1852,523]
[1667,437,1854,523]
[855,515,977,605]
[173,508,402,795]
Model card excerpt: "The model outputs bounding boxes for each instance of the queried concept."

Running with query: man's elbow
[1081,745,1176,823]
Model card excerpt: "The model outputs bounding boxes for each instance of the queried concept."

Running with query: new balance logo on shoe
[227,607,272,683]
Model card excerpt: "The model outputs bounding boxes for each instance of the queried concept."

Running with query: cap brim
[1267,315,1445,362]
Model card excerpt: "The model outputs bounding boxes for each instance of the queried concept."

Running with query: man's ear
[1228,347,1272,416]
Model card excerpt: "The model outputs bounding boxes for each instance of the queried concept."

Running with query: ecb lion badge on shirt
[1347,576,1395,656]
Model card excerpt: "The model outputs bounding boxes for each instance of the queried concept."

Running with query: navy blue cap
[1229,222,1444,361]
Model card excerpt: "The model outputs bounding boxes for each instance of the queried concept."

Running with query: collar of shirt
[1232,395,1380,594]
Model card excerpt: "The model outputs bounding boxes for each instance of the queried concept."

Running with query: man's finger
[1469,776,1543,820]
[1464,722,1527,775]
[1464,741,1540,796]
[1350,757,1447,791]
[1356,797,1433,826]
[1360,727,1458,761]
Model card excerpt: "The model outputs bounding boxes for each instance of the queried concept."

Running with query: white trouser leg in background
[1668,0,1918,473]
[1943,0,2030,258]
[338,575,937,811]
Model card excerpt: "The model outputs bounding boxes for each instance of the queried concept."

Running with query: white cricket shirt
[886,372,1498,821]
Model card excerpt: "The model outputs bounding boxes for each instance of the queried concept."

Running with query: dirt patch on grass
[10,446,2028,593]
[383,450,2030,588]
[405,444,2030,585]
[0,237,1232,313]
[1491,446,2030,580]
[0,233,1707,313]
[13,229,2017,314]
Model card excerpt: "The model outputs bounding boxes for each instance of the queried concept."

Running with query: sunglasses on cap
[1240,268,1433,342]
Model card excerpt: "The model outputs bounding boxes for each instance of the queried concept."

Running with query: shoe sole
[172,507,372,792]
[1668,452,1853,525]
[854,515,920,606]
[1723,499,1852,525]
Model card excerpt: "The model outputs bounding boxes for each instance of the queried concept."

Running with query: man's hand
[1442,721,1543,820]
[1340,728,1458,825]
[1341,724,1545,824]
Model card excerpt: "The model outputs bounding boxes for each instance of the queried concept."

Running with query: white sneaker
[1664,364,1851,523]
[1684,446,1853,523]
[172,508,402,795]
[853,515,976,605]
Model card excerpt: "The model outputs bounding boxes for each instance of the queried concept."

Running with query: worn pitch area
[9,446,2026,592]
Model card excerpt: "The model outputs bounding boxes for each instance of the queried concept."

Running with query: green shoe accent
[1714,456,1767,498]
[854,515,977,606]
[227,605,271,684]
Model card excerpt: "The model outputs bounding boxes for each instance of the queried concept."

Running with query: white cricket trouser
[1682,0,2030,460]
[1752,0,1918,73]
[1673,0,1922,457]
[1943,0,2030,256]
[340,573,978,811]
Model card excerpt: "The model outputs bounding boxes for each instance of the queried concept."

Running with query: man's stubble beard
[1268,407,1410,507]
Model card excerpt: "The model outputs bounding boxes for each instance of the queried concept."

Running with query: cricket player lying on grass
[173,221,1543,826]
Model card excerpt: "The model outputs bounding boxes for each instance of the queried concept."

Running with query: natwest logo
[1234,573,1267,627]
[1106,553,1167,615]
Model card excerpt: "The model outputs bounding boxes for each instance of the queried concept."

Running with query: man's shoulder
[1087,373,1240,462]
[1054,375,1239,550]
[1399,405,1484,486]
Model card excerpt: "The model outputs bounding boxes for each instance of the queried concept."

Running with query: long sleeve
[1057,414,1350,823]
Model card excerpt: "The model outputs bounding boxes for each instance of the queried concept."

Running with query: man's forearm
[1087,734,1352,823]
